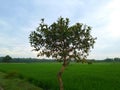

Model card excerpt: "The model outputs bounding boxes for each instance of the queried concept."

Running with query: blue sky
[0,0,120,59]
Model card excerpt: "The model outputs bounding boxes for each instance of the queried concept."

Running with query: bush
[87,61,93,64]
[4,71,19,79]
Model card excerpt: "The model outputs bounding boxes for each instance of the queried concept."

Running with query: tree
[2,55,12,63]
[114,57,120,62]
[29,17,96,90]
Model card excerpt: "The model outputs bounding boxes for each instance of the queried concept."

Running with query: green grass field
[0,63,120,90]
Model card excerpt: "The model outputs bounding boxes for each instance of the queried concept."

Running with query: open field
[0,62,120,90]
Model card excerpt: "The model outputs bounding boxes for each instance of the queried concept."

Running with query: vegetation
[0,71,43,90]
[29,17,96,90]
[2,55,12,63]
[0,63,120,90]
[1,56,120,63]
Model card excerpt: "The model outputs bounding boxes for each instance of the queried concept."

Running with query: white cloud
[105,0,120,39]
[0,44,37,58]
[80,0,120,59]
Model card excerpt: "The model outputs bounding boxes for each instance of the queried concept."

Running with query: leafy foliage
[29,17,96,63]
[2,55,12,63]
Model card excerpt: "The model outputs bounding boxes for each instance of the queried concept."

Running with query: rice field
[0,62,120,90]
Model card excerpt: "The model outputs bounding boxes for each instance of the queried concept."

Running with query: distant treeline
[0,55,56,63]
[88,57,120,63]
[0,55,120,63]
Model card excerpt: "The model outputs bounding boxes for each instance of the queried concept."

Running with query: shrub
[4,71,19,79]
[87,61,93,64]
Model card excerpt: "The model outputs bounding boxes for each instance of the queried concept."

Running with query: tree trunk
[57,63,66,90]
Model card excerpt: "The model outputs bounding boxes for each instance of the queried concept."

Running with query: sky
[0,0,120,60]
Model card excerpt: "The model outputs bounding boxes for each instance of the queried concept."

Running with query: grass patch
[0,72,43,90]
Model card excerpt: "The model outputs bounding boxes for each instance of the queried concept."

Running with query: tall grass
[0,63,120,90]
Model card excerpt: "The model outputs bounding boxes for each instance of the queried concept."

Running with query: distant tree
[104,58,114,62]
[29,17,96,90]
[0,57,3,62]
[114,57,120,62]
[2,55,12,63]
[87,61,93,64]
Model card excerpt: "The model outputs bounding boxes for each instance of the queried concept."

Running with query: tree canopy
[2,55,12,63]
[29,17,96,63]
